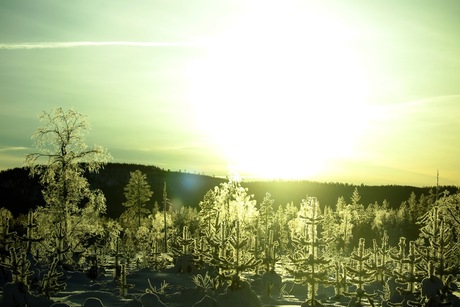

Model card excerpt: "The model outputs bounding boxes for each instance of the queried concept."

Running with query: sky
[1,0,460,187]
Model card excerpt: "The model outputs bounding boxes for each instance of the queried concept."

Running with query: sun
[186,2,372,180]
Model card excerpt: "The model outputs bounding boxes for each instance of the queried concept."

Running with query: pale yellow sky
[1,0,459,186]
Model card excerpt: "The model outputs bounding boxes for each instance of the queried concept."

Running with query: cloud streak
[0,41,196,50]
[0,146,29,152]
[396,94,460,108]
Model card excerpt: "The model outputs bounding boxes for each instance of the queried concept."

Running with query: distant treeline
[0,163,457,218]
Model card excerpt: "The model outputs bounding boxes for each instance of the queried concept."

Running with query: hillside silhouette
[0,163,456,218]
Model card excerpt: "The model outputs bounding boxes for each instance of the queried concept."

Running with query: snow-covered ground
[1,257,459,306]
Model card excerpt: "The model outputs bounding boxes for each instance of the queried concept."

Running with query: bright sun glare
[186,2,372,180]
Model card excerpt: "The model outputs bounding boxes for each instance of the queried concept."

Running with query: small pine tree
[287,197,330,307]
[392,240,422,304]
[40,257,66,299]
[390,237,407,279]
[197,177,260,288]
[172,225,196,273]
[330,261,349,299]
[377,230,391,282]
[417,206,459,281]
[176,226,194,256]
[162,182,172,253]
[344,238,377,306]
[365,239,382,283]
[218,220,261,289]
[262,229,280,273]
[259,193,275,246]
[117,264,134,297]
[335,197,354,255]
[321,205,339,257]
[2,248,33,286]
[21,211,42,255]
[113,237,122,279]
[0,217,17,262]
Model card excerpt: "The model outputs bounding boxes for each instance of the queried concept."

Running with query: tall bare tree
[25,107,111,258]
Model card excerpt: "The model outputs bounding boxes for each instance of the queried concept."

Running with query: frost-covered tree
[407,192,421,223]
[322,205,340,257]
[162,182,172,253]
[122,170,153,228]
[197,175,260,288]
[438,191,460,238]
[288,197,330,307]
[417,205,459,281]
[350,187,361,208]
[344,238,377,306]
[21,210,42,255]
[335,196,354,254]
[259,192,275,241]
[273,201,297,250]
[25,108,110,259]
[349,188,368,244]
[259,193,279,272]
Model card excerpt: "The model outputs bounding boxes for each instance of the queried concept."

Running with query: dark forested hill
[0,163,457,218]
[0,164,226,218]
[243,180,457,210]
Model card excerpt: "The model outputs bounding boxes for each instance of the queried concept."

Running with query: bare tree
[25,107,111,259]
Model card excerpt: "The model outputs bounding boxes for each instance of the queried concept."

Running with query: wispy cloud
[0,41,196,50]
[396,94,460,108]
[0,146,29,152]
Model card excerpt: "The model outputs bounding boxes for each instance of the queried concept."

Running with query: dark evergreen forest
[0,163,456,219]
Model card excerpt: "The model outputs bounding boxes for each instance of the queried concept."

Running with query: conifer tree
[176,226,194,256]
[287,197,330,307]
[259,192,275,244]
[417,206,459,281]
[197,176,259,288]
[117,264,134,297]
[366,239,381,283]
[390,237,407,278]
[122,170,153,228]
[162,182,173,253]
[222,220,261,288]
[249,218,264,275]
[393,240,422,301]
[21,211,42,255]
[262,229,279,273]
[376,230,390,283]
[0,217,17,262]
[407,191,420,223]
[335,196,353,254]
[258,193,279,273]
[350,187,361,208]
[2,248,33,286]
[273,201,297,251]
[440,193,460,275]
[321,205,338,256]
[344,238,377,306]
[330,261,349,299]
[40,257,66,299]
[349,188,368,244]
